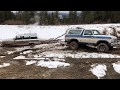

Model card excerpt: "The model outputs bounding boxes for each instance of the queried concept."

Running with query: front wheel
[29,43,35,47]
[109,46,113,50]
[69,41,79,50]
[97,43,109,52]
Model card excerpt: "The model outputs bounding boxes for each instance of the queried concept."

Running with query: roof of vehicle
[67,28,100,31]
[67,28,84,31]
[16,33,37,37]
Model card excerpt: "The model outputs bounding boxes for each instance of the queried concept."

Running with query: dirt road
[0,43,120,79]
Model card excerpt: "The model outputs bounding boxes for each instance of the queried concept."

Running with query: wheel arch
[68,39,79,44]
[96,40,110,46]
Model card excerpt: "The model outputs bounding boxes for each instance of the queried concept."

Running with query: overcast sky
[49,11,81,13]
[51,11,69,13]
[12,11,81,14]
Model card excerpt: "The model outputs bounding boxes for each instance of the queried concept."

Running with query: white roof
[17,33,37,37]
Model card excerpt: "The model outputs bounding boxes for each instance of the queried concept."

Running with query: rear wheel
[0,43,3,47]
[97,43,109,52]
[4,44,11,47]
[69,41,79,50]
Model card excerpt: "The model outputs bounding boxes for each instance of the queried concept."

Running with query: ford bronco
[65,28,119,52]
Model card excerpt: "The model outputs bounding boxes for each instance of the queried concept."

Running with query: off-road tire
[29,43,35,47]
[0,43,4,47]
[97,43,109,52]
[109,46,113,50]
[69,41,79,50]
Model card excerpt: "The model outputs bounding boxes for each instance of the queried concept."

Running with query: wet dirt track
[0,43,120,79]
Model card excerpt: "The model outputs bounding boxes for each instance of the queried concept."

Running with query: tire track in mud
[0,43,120,79]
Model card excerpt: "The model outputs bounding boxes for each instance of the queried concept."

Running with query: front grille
[117,39,120,44]
[115,39,118,43]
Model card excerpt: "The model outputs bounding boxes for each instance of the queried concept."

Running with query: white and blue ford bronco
[65,28,119,52]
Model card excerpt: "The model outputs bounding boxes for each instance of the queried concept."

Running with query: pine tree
[0,11,15,24]
[15,11,35,24]
[80,11,94,24]
[53,11,60,25]
[69,11,74,24]
[39,11,49,25]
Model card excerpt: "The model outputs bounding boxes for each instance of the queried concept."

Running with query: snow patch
[89,64,107,79]
[13,55,51,60]
[7,51,15,54]
[36,60,70,68]
[33,43,61,49]
[22,50,33,54]
[33,54,45,58]
[112,61,120,74]
[0,63,10,68]
[45,53,65,58]
[0,56,5,58]
[15,46,31,52]
[33,44,51,49]
[25,60,37,65]
[40,51,120,58]
[13,55,26,59]
[74,52,120,58]
[14,50,120,60]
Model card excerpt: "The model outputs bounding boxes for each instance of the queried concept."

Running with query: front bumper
[111,40,120,48]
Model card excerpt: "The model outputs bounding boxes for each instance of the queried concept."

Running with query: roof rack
[76,27,84,29]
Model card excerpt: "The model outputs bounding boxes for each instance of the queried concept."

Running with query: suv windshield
[92,30,101,35]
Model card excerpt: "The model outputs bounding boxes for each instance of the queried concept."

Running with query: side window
[92,30,101,35]
[15,36,23,40]
[68,30,82,34]
[84,30,93,35]
[30,37,37,39]
[23,36,30,39]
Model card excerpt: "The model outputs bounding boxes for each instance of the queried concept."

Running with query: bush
[3,20,25,25]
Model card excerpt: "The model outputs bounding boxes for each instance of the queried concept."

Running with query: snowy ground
[112,61,120,74]
[2,42,120,69]
[0,42,120,78]
[0,63,10,68]
[0,24,120,78]
[0,24,120,40]
[1,42,119,72]
[13,50,120,59]
[89,64,107,79]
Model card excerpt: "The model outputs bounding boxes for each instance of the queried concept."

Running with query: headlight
[111,39,114,43]
[111,39,118,44]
